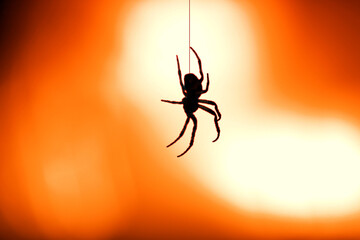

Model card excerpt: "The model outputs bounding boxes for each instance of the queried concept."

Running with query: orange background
[1,1,360,239]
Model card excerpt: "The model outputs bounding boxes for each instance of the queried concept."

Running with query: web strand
[189,0,190,72]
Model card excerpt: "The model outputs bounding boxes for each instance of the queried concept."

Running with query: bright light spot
[44,160,80,197]
[119,0,360,217]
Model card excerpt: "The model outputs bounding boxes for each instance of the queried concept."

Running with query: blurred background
[1,0,360,239]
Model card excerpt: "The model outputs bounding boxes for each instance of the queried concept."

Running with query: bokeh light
[2,0,360,239]
[120,0,360,217]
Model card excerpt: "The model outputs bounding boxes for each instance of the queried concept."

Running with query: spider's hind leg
[167,117,190,148]
[199,105,220,142]
[177,114,197,157]
[198,99,221,120]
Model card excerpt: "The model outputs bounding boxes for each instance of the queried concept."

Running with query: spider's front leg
[190,47,204,81]
[161,99,183,104]
[202,73,210,94]
[176,55,186,95]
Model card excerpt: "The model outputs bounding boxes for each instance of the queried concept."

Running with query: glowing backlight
[120,0,360,217]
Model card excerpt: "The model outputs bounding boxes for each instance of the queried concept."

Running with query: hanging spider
[161,47,221,157]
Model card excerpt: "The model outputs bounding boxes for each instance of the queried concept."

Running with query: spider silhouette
[162,47,221,157]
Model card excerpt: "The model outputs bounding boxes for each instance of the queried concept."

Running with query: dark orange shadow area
[256,1,360,125]
[1,1,360,239]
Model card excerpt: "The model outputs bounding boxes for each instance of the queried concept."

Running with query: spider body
[162,47,221,157]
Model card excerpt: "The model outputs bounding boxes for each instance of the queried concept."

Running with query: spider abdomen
[182,97,198,114]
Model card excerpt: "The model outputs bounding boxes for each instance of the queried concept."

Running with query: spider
[162,47,221,157]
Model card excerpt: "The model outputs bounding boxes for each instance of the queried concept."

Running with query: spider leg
[190,47,204,81]
[176,55,186,95]
[199,105,220,142]
[198,99,221,121]
[161,99,183,104]
[202,73,209,93]
[167,117,190,148]
[177,113,197,157]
